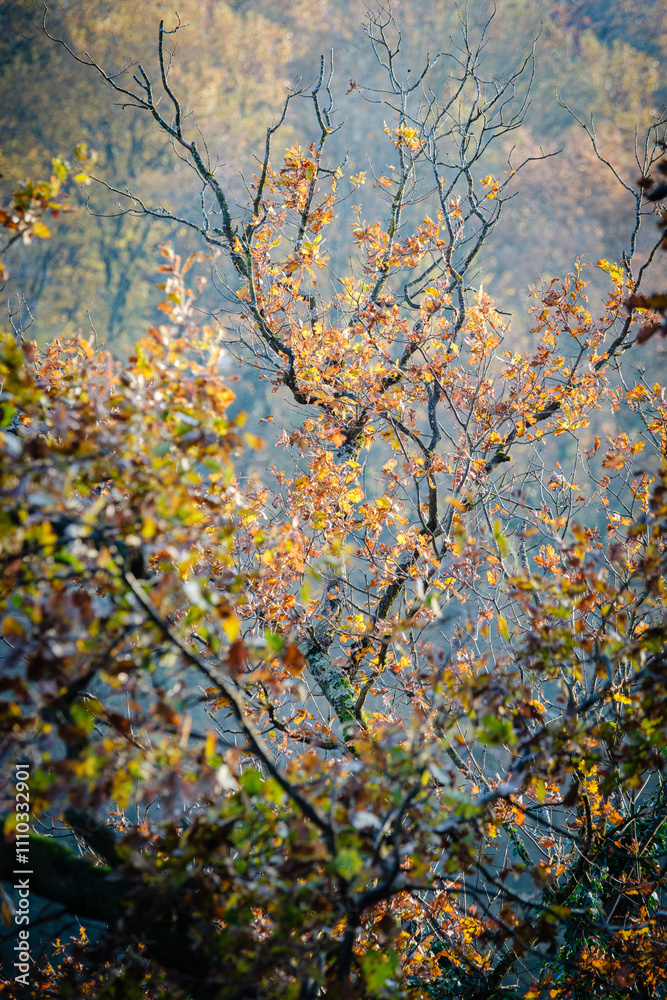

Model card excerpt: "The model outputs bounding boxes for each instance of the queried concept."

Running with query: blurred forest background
[1,0,667,428]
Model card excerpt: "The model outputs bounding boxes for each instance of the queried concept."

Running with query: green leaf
[264,629,285,654]
[0,404,16,428]
[478,714,516,746]
[52,157,68,181]
[240,769,264,796]
[360,949,399,991]
[54,549,85,572]
[333,847,364,879]
[493,519,509,559]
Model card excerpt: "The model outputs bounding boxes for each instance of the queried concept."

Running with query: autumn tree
[2,6,667,1000]
[0,0,303,346]
[3,0,665,348]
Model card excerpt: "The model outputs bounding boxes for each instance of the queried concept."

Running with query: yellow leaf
[141,518,156,540]
[596,258,624,287]
[444,496,467,511]
[498,615,510,640]
[612,691,633,705]
[32,220,51,239]
[221,614,241,642]
[1,615,25,638]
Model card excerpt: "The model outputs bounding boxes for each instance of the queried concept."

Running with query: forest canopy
[2,2,667,999]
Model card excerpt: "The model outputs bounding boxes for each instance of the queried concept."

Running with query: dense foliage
[2,5,667,999]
